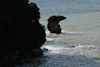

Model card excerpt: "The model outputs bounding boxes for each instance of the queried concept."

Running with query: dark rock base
[0,47,43,67]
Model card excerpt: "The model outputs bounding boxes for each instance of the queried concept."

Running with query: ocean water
[17,0,100,67]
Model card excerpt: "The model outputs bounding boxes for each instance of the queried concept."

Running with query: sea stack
[47,15,66,34]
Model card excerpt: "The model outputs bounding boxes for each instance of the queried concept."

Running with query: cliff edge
[0,0,46,66]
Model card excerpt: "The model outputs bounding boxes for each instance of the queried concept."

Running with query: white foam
[46,38,54,41]
[43,45,100,56]
[61,30,84,35]
[46,30,84,36]
[41,45,100,67]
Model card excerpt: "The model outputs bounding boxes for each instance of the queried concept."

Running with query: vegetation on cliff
[0,0,46,66]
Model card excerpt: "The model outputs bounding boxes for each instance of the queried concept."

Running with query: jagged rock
[47,15,66,34]
[43,48,48,52]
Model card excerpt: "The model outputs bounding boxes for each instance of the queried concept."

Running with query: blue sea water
[16,0,100,67]
[29,0,100,46]
[30,0,100,15]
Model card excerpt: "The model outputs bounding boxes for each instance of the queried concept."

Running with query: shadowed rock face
[47,15,66,34]
[0,0,46,66]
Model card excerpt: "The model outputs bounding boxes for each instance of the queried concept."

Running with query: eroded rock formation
[47,15,66,34]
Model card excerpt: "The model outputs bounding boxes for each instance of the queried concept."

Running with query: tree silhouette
[0,0,46,66]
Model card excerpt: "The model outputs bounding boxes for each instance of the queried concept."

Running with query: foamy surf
[46,30,84,36]
[61,30,84,35]
[41,44,100,67]
[42,45,100,55]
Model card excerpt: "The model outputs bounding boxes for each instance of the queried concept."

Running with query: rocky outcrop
[47,15,66,34]
[0,0,46,66]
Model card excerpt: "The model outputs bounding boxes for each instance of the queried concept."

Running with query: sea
[16,0,100,67]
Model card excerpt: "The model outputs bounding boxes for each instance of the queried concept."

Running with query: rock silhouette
[0,0,46,66]
[47,15,66,34]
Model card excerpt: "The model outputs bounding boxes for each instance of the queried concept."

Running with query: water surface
[17,0,100,67]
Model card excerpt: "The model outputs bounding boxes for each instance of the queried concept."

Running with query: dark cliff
[0,0,46,66]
